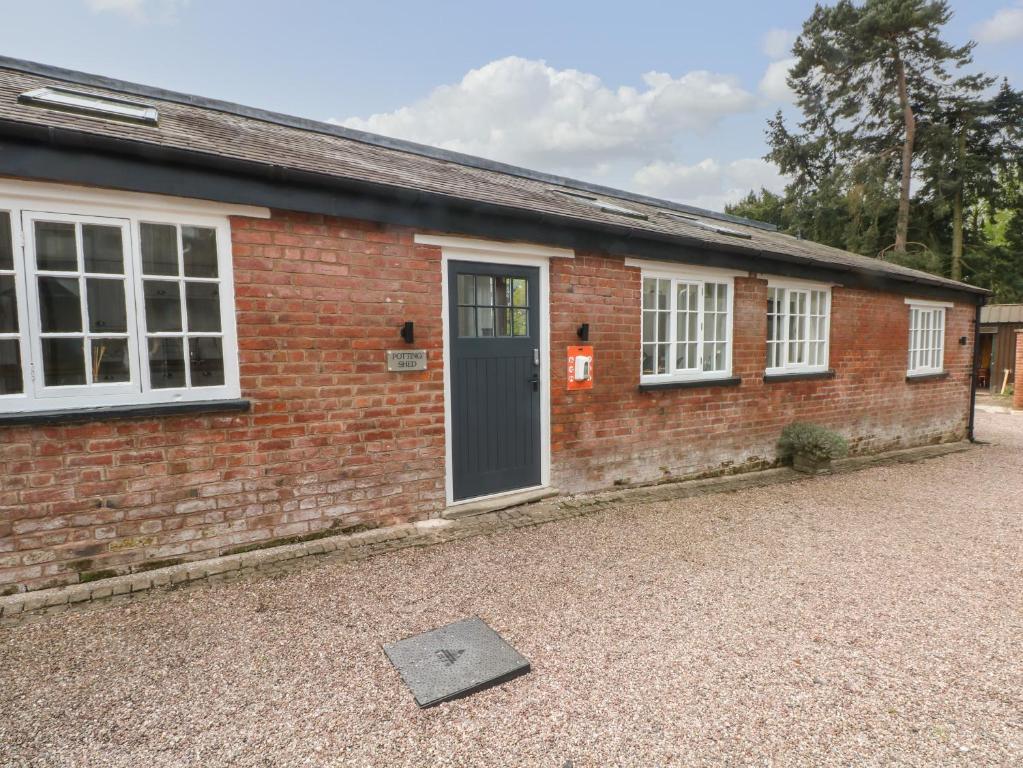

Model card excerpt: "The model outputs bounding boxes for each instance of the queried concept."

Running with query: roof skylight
[552,189,648,220]
[661,211,752,239]
[19,87,159,125]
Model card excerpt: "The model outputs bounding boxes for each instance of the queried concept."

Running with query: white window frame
[633,261,737,385]
[766,279,832,375]
[0,179,269,414]
[906,299,949,377]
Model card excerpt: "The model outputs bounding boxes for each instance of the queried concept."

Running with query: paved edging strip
[0,440,974,624]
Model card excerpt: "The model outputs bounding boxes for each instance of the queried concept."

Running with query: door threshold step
[442,487,560,520]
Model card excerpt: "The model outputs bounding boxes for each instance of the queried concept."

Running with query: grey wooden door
[449,261,541,501]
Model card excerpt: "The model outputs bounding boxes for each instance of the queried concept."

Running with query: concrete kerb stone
[0,439,976,625]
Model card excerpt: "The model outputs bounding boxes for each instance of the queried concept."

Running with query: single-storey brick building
[0,58,987,594]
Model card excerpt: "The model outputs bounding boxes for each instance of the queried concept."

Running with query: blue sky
[2,0,1021,211]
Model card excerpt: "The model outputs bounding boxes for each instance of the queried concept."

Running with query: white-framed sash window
[640,265,734,383]
[906,301,946,376]
[0,182,254,413]
[766,281,831,374]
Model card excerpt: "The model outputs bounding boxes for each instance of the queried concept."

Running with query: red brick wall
[0,211,974,594]
[1,211,447,594]
[1015,331,1023,410]
[549,255,973,491]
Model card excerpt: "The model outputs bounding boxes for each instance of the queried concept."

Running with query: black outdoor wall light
[401,321,415,344]
[577,323,590,341]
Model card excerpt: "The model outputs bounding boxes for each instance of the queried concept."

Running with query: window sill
[639,376,741,392]
[905,372,949,383]
[0,398,251,427]
[763,369,835,383]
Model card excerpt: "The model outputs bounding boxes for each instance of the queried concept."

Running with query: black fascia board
[0,122,988,305]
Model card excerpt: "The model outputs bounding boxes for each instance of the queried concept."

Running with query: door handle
[528,374,539,391]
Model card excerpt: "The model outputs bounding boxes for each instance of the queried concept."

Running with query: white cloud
[973,2,1023,44]
[762,28,797,59]
[85,0,188,22]
[336,56,755,173]
[632,157,789,210]
[759,57,798,104]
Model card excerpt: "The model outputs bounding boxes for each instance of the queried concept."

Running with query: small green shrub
[778,422,849,462]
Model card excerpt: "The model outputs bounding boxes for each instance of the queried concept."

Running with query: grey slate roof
[0,56,987,297]
[980,304,1023,324]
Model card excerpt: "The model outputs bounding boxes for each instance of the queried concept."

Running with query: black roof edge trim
[0,54,777,232]
[0,125,988,303]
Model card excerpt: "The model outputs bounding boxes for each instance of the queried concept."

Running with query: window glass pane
[656,343,668,374]
[0,212,12,271]
[475,276,494,306]
[656,308,668,343]
[144,281,182,332]
[477,307,495,337]
[512,279,528,307]
[149,337,186,388]
[91,338,130,383]
[189,337,224,386]
[642,278,657,309]
[715,312,726,341]
[705,311,717,342]
[657,279,670,310]
[185,283,221,332]
[495,307,512,337]
[642,344,656,375]
[35,221,77,271]
[0,274,18,333]
[457,307,476,337]
[42,337,85,386]
[182,226,218,278]
[643,312,656,343]
[674,310,687,344]
[86,278,127,333]
[512,308,528,337]
[0,338,22,394]
[457,275,474,305]
[677,284,689,316]
[82,224,124,274]
[140,223,179,276]
[677,342,698,371]
[38,276,82,332]
[494,277,512,307]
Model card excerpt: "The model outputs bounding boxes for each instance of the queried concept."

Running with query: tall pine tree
[770,0,980,255]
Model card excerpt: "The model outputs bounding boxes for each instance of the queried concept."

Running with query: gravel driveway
[2,410,1022,767]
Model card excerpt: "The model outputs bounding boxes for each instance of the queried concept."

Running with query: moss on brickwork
[79,569,120,583]
[135,558,185,573]
[221,520,378,558]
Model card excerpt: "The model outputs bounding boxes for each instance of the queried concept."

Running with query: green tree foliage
[728,0,1023,299]
[916,80,1023,278]
[774,0,980,254]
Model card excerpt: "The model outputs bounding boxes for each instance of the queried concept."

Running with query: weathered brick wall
[0,211,975,594]
[1,211,447,594]
[1015,331,1023,410]
[549,254,973,492]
